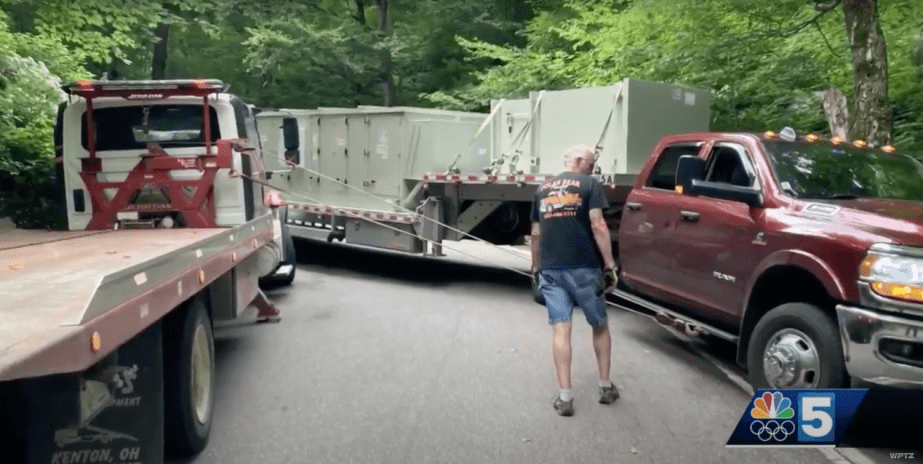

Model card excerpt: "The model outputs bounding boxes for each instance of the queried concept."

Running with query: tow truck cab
[55,79,296,285]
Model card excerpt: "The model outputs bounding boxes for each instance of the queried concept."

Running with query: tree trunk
[822,86,849,139]
[841,0,892,146]
[151,23,170,80]
[353,0,367,25]
[377,0,394,107]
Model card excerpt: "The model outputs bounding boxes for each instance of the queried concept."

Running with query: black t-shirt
[530,171,610,270]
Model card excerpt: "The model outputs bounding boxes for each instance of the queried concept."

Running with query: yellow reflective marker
[90,332,102,352]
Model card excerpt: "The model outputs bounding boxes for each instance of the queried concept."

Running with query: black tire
[746,302,848,390]
[163,297,215,458]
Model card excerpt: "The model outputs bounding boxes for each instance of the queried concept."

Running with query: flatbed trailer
[0,218,282,464]
[0,79,291,464]
[0,217,275,382]
[255,79,709,256]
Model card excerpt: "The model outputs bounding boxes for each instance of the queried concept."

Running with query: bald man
[530,144,619,417]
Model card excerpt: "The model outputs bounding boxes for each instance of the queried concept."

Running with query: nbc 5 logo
[749,391,836,443]
[798,393,836,442]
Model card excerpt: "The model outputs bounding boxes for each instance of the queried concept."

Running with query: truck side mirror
[675,155,706,192]
[282,117,300,166]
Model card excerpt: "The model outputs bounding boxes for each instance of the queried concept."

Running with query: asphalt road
[169,239,917,464]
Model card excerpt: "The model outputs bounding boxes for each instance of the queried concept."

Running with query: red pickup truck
[607,127,923,390]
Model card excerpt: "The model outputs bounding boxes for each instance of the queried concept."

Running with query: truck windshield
[762,140,923,202]
[81,104,221,151]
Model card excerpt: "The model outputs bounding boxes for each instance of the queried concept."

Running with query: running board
[610,289,739,343]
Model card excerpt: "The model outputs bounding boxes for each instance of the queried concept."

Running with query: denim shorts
[537,267,608,326]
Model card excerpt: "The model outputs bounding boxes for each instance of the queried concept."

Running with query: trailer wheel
[164,297,214,457]
[746,303,847,390]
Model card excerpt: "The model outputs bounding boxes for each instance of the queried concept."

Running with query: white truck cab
[55,79,296,285]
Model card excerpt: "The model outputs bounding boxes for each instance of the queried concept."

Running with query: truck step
[610,289,738,343]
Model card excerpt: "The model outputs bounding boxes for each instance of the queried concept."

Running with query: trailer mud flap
[22,321,164,464]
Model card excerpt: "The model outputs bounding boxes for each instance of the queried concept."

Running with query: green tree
[240,0,525,108]
[430,0,923,154]
[0,17,89,228]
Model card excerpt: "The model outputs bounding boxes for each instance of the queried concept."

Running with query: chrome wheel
[762,328,820,388]
[190,324,212,425]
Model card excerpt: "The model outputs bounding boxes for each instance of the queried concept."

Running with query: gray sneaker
[553,396,574,416]
[599,384,620,404]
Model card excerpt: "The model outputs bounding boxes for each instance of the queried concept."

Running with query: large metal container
[489,78,712,176]
[257,106,490,211]
[257,78,711,213]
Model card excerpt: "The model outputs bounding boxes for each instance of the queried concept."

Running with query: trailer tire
[163,297,214,458]
[746,303,847,390]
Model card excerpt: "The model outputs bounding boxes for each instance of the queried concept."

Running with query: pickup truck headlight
[860,244,923,304]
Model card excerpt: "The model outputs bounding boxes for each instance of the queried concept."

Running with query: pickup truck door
[619,142,703,300]
[667,141,762,328]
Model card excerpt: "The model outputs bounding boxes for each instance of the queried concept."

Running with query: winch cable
[274,162,534,264]
[237,171,535,279]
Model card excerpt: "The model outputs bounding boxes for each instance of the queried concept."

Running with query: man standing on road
[530,144,619,417]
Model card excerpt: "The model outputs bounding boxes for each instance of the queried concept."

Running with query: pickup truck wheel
[747,303,847,390]
[163,298,214,457]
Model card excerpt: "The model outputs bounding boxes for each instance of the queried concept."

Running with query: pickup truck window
[763,141,923,201]
[704,143,755,187]
[647,144,701,190]
[81,105,221,152]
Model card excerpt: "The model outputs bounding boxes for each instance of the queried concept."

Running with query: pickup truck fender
[737,249,848,365]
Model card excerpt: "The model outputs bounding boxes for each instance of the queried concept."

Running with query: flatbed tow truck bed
[0,214,273,382]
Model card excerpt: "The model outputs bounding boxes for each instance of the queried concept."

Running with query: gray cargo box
[257,106,490,211]
[257,78,710,213]
[490,78,711,176]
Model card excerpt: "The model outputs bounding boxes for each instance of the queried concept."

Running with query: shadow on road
[293,238,532,290]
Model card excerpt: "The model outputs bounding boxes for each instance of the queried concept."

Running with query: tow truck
[0,79,296,463]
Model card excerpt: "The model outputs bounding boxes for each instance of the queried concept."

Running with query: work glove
[602,266,618,292]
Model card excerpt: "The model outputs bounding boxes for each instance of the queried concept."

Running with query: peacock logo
[750,391,795,419]
[748,391,797,442]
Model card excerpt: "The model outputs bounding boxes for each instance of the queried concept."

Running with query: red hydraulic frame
[64,79,240,230]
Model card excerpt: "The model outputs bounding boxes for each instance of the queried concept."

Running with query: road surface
[169,239,917,464]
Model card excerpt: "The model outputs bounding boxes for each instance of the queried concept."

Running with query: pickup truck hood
[798,198,923,247]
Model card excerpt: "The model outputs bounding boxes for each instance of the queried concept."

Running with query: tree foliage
[1,0,922,228]
[426,0,923,153]
[0,15,90,228]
